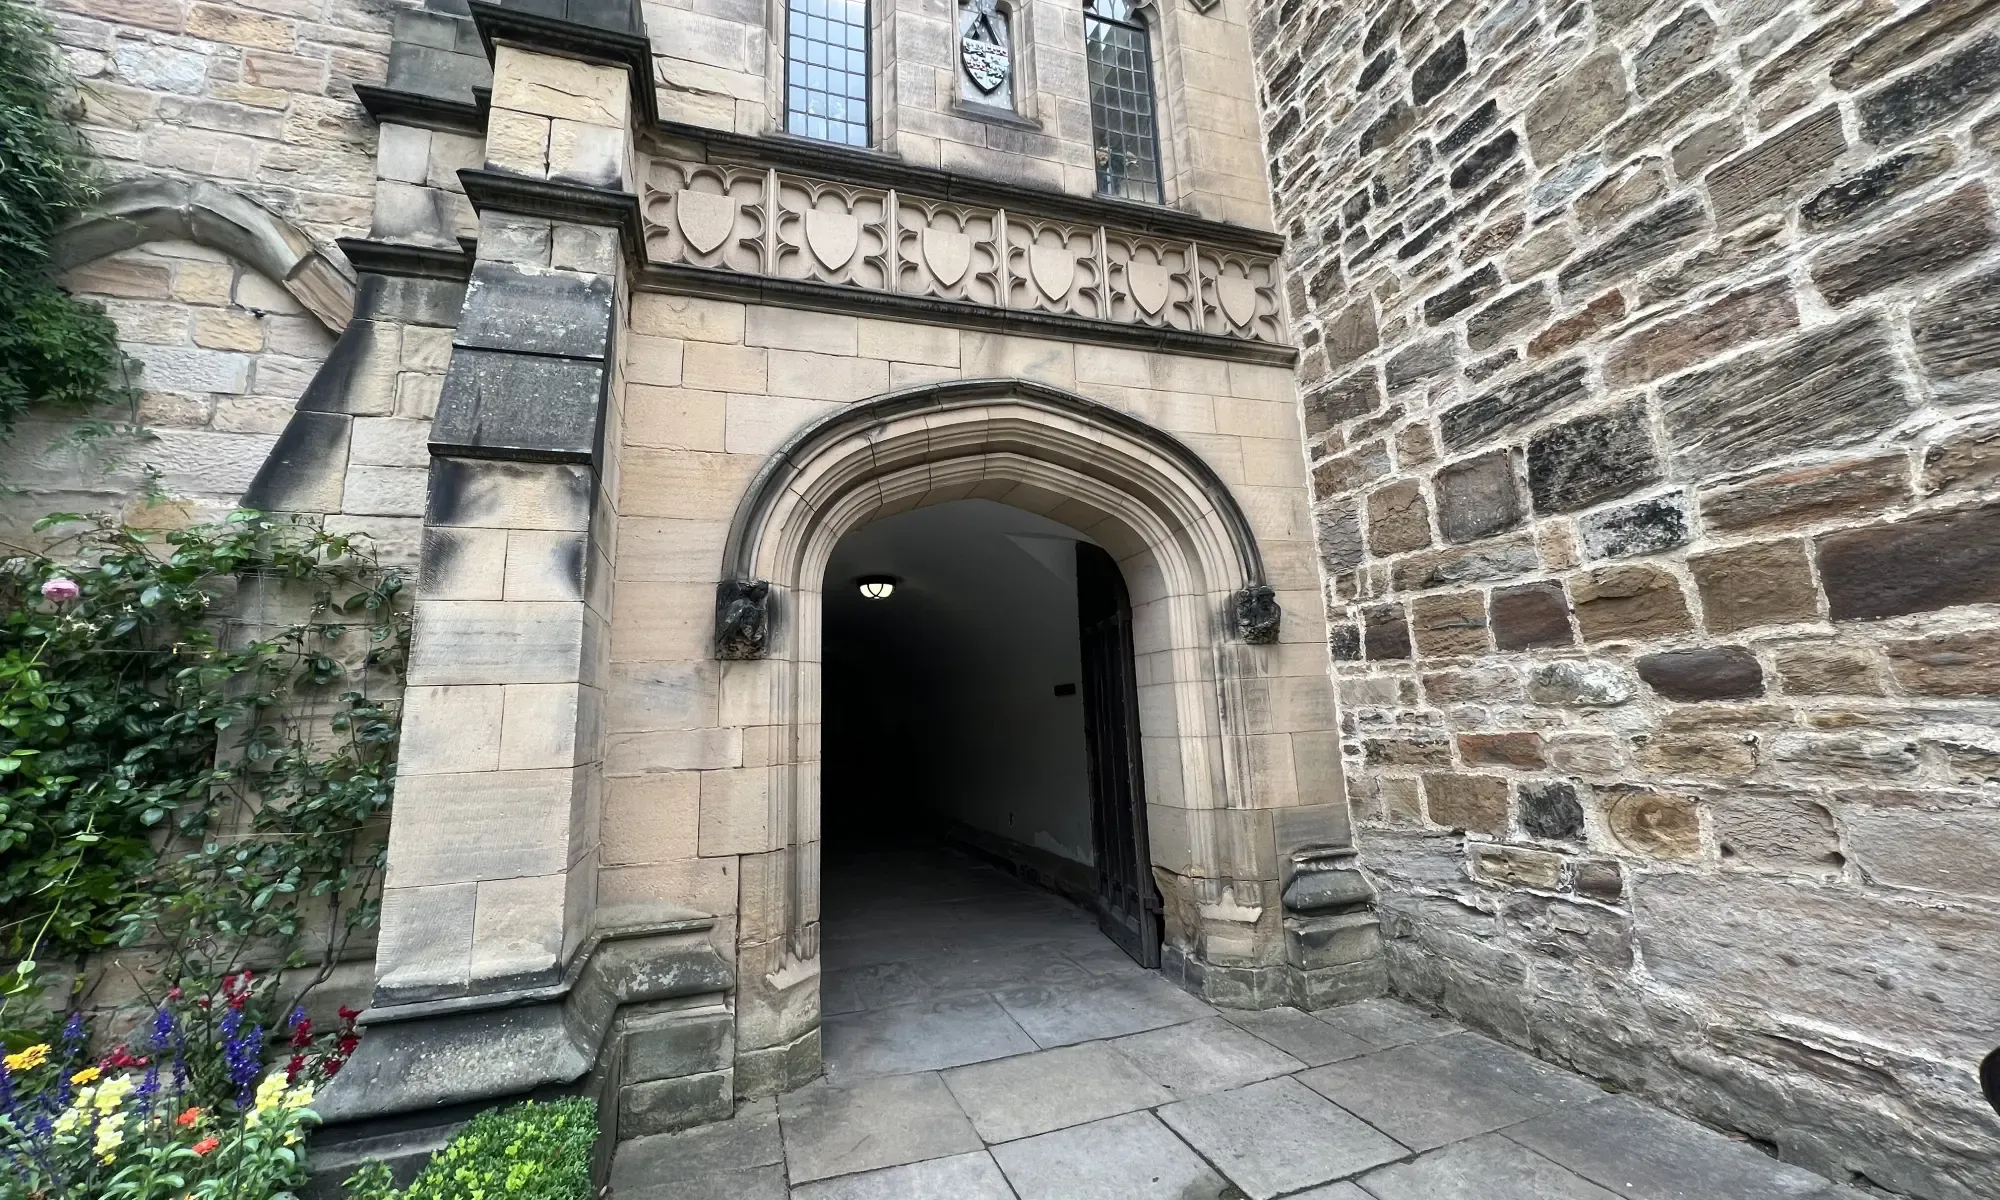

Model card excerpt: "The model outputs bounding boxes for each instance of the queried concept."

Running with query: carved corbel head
[715,578,772,660]
[1231,583,1282,644]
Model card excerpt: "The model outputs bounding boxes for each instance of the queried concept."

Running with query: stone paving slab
[1359,1132,1624,1200]
[993,970,1215,1047]
[1297,1039,1552,1152]
[775,1073,982,1184]
[787,1151,1014,1200]
[942,1041,1172,1143]
[1221,1005,1375,1066]
[1309,996,1461,1049]
[1110,1015,1306,1098]
[821,992,1039,1079]
[1504,1093,1834,1200]
[1157,1076,1407,1200]
[989,1111,1228,1200]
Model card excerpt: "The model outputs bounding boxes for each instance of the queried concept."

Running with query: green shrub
[0,0,133,437]
[346,1099,598,1200]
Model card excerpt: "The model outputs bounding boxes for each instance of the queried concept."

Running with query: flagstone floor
[610,844,1860,1200]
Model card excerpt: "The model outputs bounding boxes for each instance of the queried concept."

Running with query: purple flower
[39,577,80,604]
[221,1010,263,1107]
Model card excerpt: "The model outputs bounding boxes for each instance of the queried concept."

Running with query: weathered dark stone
[1605,790,1702,859]
[1527,291,1626,359]
[1471,843,1565,890]
[1433,450,1524,544]
[1422,773,1511,835]
[1412,32,1467,104]
[431,349,606,460]
[1833,0,1998,90]
[1572,859,1625,903]
[1342,189,1373,228]
[1304,368,1383,436]
[1365,479,1433,555]
[1420,665,1525,705]
[1329,623,1361,661]
[1359,48,1396,93]
[1467,284,1553,351]
[1557,196,1709,298]
[1364,1,1406,56]
[1578,493,1692,560]
[1859,33,2000,145]
[1699,454,1913,533]
[1673,119,1745,178]
[1707,106,1847,225]
[1912,264,2000,395]
[1364,602,1413,660]
[1394,422,1438,469]
[1232,585,1283,644]
[1412,591,1491,657]
[1450,132,1519,191]
[1424,263,1501,324]
[1283,868,1375,914]
[1524,48,1629,164]
[1924,415,2000,495]
[1313,440,1392,498]
[1659,315,1914,477]
[1367,736,1453,768]
[1774,643,1890,697]
[1605,66,1732,162]
[1519,780,1586,842]
[1576,162,1670,233]
[1570,565,1693,642]
[1637,647,1767,702]
[1689,540,1821,634]
[1528,660,1635,706]
[716,578,772,660]
[1810,183,1994,306]
[1387,335,1458,390]
[1314,499,1364,573]
[1392,536,1540,590]
[1604,280,1799,387]
[1398,210,1456,261]
[1527,404,1660,514]
[455,260,615,359]
[1440,358,1589,451]
[1440,100,1500,157]
[1324,301,1382,370]
[1749,0,1895,94]
[1883,629,2000,698]
[1490,582,1574,651]
[1818,503,2000,621]
[1636,5,1718,96]
[1361,101,1419,155]
[1801,142,1960,230]
[1460,732,1547,768]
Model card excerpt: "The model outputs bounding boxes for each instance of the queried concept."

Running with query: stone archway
[710,378,1367,1086]
[54,176,356,331]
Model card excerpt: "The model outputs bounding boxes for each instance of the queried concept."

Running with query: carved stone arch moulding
[54,177,358,332]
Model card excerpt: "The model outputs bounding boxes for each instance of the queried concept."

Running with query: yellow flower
[283,1084,314,1110]
[3,1044,49,1072]
[52,1105,84,1135]
[93,1075,135,1114]
[70,1066,101,1086]
[253,1071,288,1113]
[94,1118,124,1162]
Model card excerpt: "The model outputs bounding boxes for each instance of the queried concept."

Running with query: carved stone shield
[806,207,859,270]
[924,226,973,287]
[677,190,736,256]
[1128,260,1171,315]
[1217,276,1259,327]
[1030,242,1076,301]
[962,37,1010,94]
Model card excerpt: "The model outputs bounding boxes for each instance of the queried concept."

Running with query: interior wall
[822,499,1096,866]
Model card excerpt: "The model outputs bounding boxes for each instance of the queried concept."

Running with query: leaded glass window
[1084,0,1162,203]
[786,0,870,147]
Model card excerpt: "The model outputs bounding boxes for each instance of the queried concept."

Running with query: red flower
[176,1107,201,1127]
[337,1006,361,1022]
[285,1054,307,1083]
[289,1019,312,1049]
[166,987,183,1001]
[192,1136,220,1156]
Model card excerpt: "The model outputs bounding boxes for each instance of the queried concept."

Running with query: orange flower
[175,1107,201,1127]
[192,1136,220,1156]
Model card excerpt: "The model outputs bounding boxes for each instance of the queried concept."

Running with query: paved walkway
[611,845,1858,1199]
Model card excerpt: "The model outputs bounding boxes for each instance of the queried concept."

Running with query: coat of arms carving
[960,0,1011,96]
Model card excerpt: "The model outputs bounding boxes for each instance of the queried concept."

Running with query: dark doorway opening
[820,498,1162,958]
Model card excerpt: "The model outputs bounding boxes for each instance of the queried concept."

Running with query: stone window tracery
[959,0,1016,111]
[785,0,871,146]
[1084,0,1163,204]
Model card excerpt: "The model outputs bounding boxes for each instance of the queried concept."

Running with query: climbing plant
[0,0,133,438]
[0,510,408,1043]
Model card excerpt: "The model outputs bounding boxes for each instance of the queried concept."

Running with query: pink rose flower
[40,577,80,603]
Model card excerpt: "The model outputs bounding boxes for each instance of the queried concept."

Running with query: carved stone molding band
[642,157,1284,345]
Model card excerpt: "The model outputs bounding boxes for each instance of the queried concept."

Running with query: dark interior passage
[822,499,1101,892]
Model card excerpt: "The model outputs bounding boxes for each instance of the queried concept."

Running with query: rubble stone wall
[1249,1,2000,1197]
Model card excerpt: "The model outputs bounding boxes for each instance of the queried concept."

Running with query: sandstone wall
[1249,1,2000,1196]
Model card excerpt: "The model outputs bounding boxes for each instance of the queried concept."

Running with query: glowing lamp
[858,575,896,600]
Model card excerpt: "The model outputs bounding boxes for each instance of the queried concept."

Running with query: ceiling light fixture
[857,575,897,600]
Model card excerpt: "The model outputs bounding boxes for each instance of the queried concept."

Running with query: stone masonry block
[624,1008,734,1084]
[375,883,476,996]
[398,684,504,776]
[1433,450,1524,544]
[409,600,586,686]
[1569,565,1693,643]
[470,872,566,983]
[492,45,631,126]
[1528,404,1660,514]
[419,527,508,600]
[385,768,577,887]
[1817,503,2000,621]
[504,530,587,601]
[486,107,552,175]
[499,682,583,770]
[1689,540,1820,633]
[1422,773,1510,836]
[427,458,594,531]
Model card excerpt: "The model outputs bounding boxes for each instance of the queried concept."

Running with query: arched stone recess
[55,177,358,333]
[712,379,1376,1091]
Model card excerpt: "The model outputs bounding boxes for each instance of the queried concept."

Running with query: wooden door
[1077,542,1162,969]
